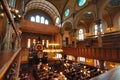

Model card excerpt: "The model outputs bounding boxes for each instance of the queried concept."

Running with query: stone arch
[89,19,107,35]
[24,0,60,25]
[102,19,108,33]
[62,17,73,29]
[62,21,73,32]
[76,21,87,40]
[113,12,120,30]
[74,4,95,29]
[95,0,110,20]
[77,21,87,30]
[74,0,109,28]
[62,21,73,46]
[89,22,96,35]
[76,21,87,35]
[102,10,113,28]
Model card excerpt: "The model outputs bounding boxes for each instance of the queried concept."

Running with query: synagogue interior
[0,0,120,80]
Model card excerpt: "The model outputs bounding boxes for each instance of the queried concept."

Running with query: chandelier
[43,43,63,53]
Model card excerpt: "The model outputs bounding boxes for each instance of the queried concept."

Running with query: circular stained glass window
[64,9,70,17]
[78,0,86,6]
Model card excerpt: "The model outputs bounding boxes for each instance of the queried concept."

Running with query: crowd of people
[18,49,107,80]
[19,57,106,80]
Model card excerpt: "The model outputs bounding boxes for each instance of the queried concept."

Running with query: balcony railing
[62,47,120,62]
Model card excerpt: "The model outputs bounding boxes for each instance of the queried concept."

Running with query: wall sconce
[0,12,4,17]
[0,5,4,17]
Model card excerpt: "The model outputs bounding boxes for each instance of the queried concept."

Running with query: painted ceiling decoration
[24,0,61,24]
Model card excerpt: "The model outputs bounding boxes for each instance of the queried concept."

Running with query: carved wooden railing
[0,48,21,79]
[62,48,120,62]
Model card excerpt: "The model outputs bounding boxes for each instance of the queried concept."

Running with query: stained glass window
[30,16,35,22]
[79,29,84,40]
[94,24,103,36]
[36,15,40,23]
[56,17,60,24]
[64,9,70,17]
[30,15,49,25]
[45,20,49,24]
[41,16,45,24]
[78,0,86,6]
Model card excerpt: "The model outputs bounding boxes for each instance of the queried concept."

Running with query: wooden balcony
[0,48,21,79]
[62,48,120,62]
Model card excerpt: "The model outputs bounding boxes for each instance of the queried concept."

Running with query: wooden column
[95,19,103,47]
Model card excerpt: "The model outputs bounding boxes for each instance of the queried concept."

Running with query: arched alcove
[24,0,60,25]
[74,4,95,28]
[62,22,73,47]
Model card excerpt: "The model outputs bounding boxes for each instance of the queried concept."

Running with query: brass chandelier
[43,43,63,53]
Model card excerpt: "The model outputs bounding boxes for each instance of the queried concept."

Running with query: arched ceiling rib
[24,0,60,23]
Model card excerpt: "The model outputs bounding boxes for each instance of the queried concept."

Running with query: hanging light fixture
[43,42,63,53]
[42,33,63,53]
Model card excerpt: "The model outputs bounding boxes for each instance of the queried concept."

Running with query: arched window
[79,29,84,40]
[94,24,103,36]
[36,15,40,23]
[55,17,60,24]
[41,16,45,24]
[45,19,49,24]
[30,15,49,25]
[78,0,86,6]
[94,25,98,35]
[30,16,35,22]
[64,9,70,17]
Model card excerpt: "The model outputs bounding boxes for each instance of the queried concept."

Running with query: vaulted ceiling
[24,0,68,16]
[23,0,120,32]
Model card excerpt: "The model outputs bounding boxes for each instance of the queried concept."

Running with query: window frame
[30,15,49,25]
[78,29,84,40]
